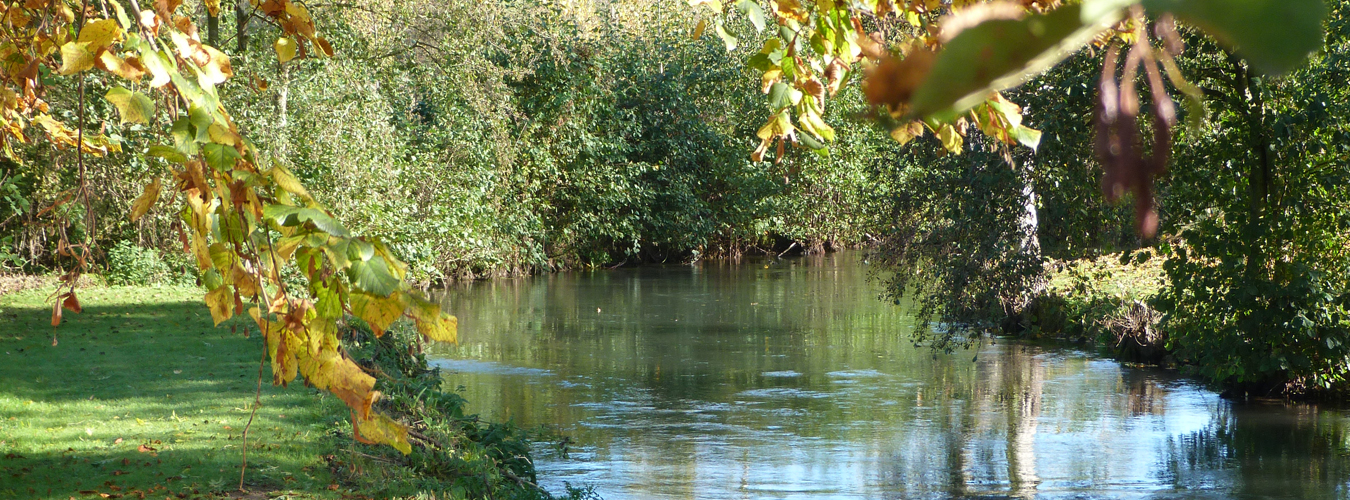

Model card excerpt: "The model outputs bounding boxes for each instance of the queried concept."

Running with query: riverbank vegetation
[3,0,1350,495]
[0,285,586,499]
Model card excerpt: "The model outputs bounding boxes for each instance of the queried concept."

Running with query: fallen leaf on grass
[112,469,128,475]
[113,438,123,444]
[136,444,156,453]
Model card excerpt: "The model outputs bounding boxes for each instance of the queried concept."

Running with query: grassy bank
[0,284,573,499]
[0,284,348,499]
[1029,250,1170,363]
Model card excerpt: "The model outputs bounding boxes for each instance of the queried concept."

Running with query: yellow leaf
[274,327,299,385]
[299,350,377,418]
[231,264,259,299]
[307,317,336,356]
[204,0,221,16]
[268,163,309,198]
[104,87,155,124]
[199,45,232,85]
[129,177,160,221]
[353,412,411,455]
[349,290,405,336]
[97,51,146,81]
[888,121,926,146]
[207,122,239,146]
[204,286,233,326]
[691,18,707,40]
[938,123,963,154]
[273,37,297,63]
[77,19,123,51]
[191,230,212,270]
[59,42,95,75]
[416,313,458,344]
[141,49,172,88]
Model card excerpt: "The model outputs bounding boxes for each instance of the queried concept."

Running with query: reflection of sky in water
[431,254,1350,500]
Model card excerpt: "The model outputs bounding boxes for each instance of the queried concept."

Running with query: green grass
[0,284,348,499]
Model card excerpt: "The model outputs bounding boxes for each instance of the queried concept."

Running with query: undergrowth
[1026,249,1169,362]
[333,322,598,500]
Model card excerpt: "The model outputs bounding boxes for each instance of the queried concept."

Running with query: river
[429,253,1350,499]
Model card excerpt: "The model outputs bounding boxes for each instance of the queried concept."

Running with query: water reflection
[430,254,1350,499]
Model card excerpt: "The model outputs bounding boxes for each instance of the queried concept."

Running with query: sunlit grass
[0,285,348,499]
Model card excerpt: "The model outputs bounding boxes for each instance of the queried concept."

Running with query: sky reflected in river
[431,253,1350,499]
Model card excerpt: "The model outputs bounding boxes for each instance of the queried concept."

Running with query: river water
[429,253,1350,499]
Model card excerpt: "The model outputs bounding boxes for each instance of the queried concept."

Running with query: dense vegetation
[4,0,1350,495]
[0,0,895,286]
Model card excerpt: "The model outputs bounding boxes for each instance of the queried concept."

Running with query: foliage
[0,0,461,456]
[104,239,195,286]
[1032,250,1167,360]
[1153,2,1350,394]
[868,132,1045,351]
[334,322,597,499]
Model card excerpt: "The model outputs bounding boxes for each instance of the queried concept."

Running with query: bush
[105,241,196,286]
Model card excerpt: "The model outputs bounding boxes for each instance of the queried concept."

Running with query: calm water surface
[430,253,1350,499]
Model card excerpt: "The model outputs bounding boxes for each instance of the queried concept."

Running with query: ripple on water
[825,369,887,379]
[762,370,803,378]
[735,387,833,399]
[429,358,554,377]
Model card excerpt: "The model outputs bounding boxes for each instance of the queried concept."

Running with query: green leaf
[737,0,766,31]
[170,118,198,155]
[262,205,351,238]
[202,143,241,172]
[715,21,738,51]
[145,144,186,163]
[104,87,154,125]
[1142,0,1326,76]
[188,105,213,143]
[348,265,402,308]
[767,82,791,110]
[1010,125,1043,151]
[908,4,1124,121]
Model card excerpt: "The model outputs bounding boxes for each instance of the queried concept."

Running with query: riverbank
[0,284,578,499]
[1026,249,1170,364]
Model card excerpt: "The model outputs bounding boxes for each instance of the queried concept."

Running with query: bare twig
[239,329,267,492]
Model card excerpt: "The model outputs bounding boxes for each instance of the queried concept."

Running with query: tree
[2,0,455,458]
[691,0,1327,345]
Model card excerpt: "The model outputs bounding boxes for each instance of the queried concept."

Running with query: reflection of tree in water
[1123,369,1169,417]
[1164,402,1350,498]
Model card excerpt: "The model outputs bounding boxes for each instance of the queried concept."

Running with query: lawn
[0,284,348,499]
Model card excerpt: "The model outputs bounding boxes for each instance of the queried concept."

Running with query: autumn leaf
[58,42,95,75]
[299,350,377,418]
[349,290,405,336]
[62,293,82,313]
[352,411,412,455]
[274,37,298,63]
[51,299,62,326]
[127,177,160,220]
[416,314,458,344]
[204,286,234,326]
[96,52,147,81]
[77,19,124,51]
[407,296,458,343]
[105,87,155,125]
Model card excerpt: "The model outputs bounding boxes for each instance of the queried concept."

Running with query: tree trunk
[234,0,251,53]
[207,13,219,47]
[277,64,290,158]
